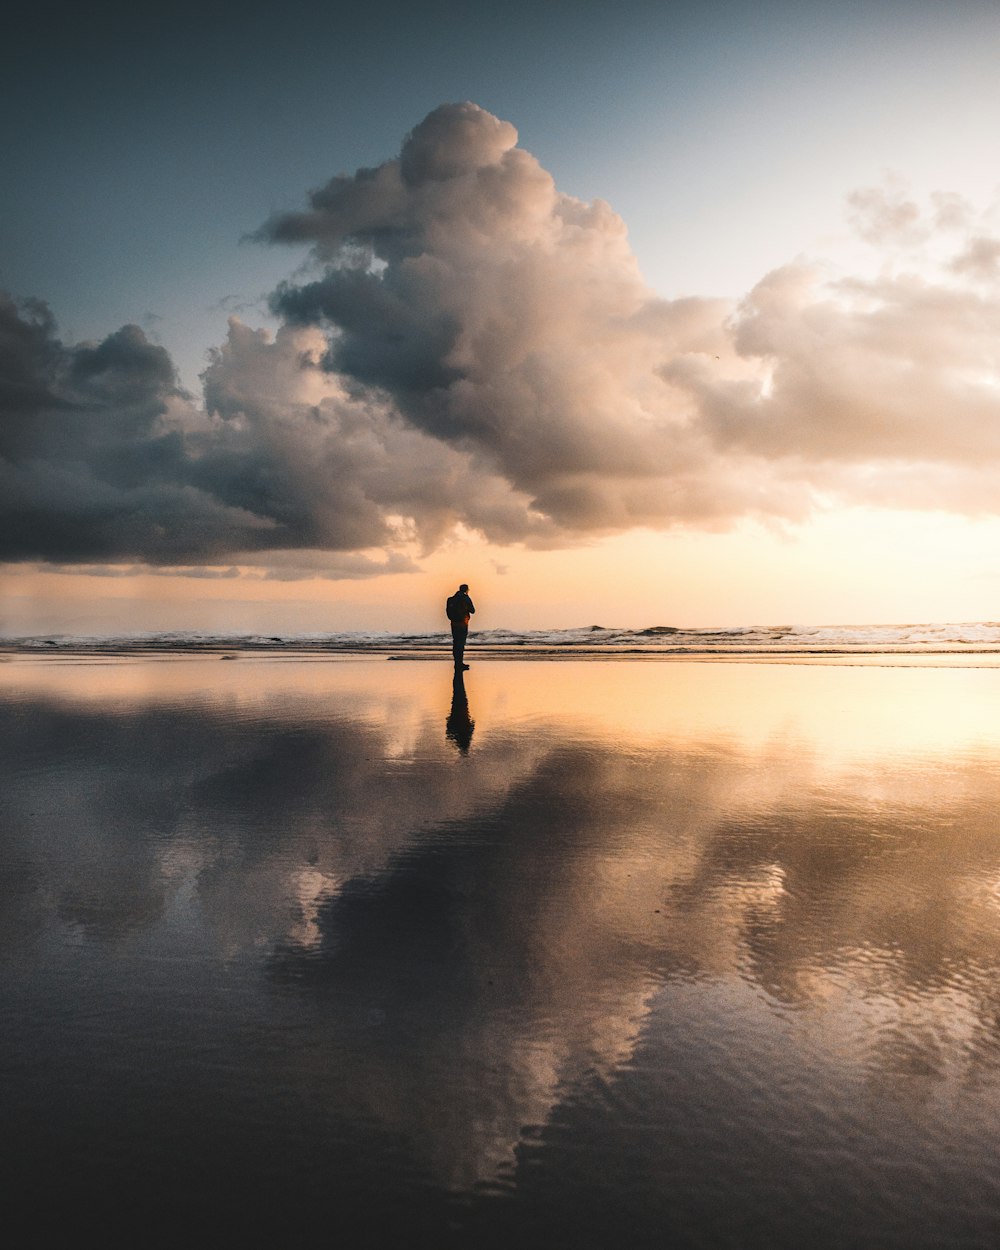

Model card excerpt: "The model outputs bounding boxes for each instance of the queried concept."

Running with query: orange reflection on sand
[4,655,1000,768]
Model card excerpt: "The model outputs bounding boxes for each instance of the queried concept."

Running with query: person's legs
[451,623,468,666]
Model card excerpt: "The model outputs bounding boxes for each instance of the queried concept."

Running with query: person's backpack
[445,594,467,624]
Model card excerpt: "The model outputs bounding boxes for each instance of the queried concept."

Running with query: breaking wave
[7,622,1000,656]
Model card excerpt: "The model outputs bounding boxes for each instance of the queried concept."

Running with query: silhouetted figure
[446,669,475,754]
[445,583,475,669]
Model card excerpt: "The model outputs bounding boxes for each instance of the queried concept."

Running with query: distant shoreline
[5,643,1000,668]
[5,621,1000,665]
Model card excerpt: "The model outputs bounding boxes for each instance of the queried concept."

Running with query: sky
[3,0,1000,635]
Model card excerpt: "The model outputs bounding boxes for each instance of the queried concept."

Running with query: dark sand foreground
[4,656,1000,1247]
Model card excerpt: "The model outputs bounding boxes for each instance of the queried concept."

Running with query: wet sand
[4,656,1000,1247]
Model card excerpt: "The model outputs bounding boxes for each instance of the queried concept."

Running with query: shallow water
[4,656,1000,1247]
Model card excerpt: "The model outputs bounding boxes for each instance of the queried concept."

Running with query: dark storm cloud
[0,293,243,563]
[0,292,520,564]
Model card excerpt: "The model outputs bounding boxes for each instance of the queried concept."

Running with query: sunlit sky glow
[3,0,1000,634]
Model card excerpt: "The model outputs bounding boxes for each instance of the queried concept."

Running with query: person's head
[459,583,469,592]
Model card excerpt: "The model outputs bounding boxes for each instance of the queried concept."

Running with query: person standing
[445,583,475,669]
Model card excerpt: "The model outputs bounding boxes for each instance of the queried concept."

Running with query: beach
[4,653,1000,1247]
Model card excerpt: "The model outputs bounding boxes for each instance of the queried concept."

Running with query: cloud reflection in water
[5,658,1000,1245]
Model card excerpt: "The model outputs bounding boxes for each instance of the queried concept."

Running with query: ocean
[7,619,1000,659]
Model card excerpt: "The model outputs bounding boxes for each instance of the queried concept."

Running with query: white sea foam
[6,622,1000,655]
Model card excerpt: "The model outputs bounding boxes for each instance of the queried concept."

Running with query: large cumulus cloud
[4,102,1000,568]
[259,102,1000,536]
[260,101,793,534]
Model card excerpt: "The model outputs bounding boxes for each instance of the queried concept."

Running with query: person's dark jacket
[446,592,475,626]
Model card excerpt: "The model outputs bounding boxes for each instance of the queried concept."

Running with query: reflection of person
[445,583,475,670]
[446,669,475,754]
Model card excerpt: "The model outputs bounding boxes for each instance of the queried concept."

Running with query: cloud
[0,291,535,565]
[261,103,1000,537]
[671,256,1000,513]
[5,105,1000,570]
[23,562,245,579]
[255,550,418,581]
[845,183,979,249]
[950,235,1000,282]
[846,181,927,247]
[0,294,258,564]
[259,101,791,536]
